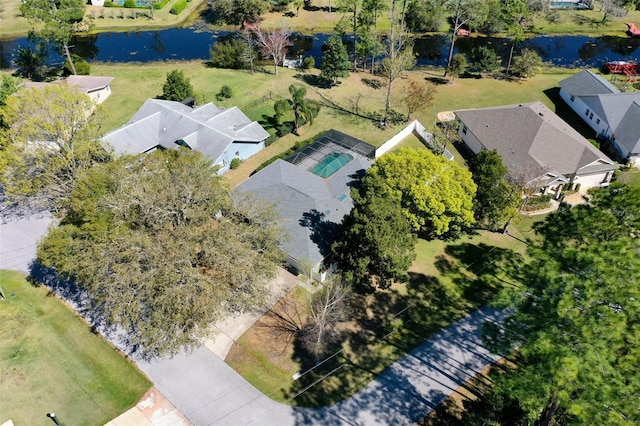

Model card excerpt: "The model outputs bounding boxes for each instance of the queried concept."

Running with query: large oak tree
[0,85,108,212]
[38,149,285,359]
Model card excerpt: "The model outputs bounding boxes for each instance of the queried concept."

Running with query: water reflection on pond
[1,28,640,69]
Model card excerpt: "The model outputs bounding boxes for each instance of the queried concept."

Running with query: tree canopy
[37,149,285,358]
[161,69,195,102]
[0,85,108,212]
[332,177,416,293]
[483,183,640,425]
[321,34,351,85]
[367,148,476,239]
[468,149,520,230]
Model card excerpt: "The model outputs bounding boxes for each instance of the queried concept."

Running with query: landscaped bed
[225,231,528,407]
[0,270,151,426]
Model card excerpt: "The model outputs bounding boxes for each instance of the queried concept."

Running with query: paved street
[0,212,53,273]
[1,213,507,425]
[137,306,507,426]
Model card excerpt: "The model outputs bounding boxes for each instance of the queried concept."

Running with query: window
[570,95,575,102]
[596,118,600,125]
[589,112,594,120]
[585,108,590,116]
[462,125,467,135]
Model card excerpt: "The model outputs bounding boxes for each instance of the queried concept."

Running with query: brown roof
[24,76,114,94]
[58,75,114,93]
[455,102,616,184]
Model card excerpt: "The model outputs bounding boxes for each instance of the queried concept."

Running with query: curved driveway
[139,307,507,426]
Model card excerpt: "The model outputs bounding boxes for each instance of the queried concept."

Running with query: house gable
[455,102,616,189]
[559,70,619,97]
[102,99,269,169]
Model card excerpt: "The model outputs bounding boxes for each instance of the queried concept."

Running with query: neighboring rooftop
[558,69,619,97]
[102,99,268,162]
[236,130,375,267]
[455,102,615,185]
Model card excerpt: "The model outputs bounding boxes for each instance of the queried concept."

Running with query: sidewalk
[105,388,192,426]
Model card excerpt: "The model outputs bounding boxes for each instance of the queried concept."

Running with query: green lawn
[616,167,640,187]
[0,0,207,37]
[226,230,528,406]
[87,60,584,187]
[0,270,151,426]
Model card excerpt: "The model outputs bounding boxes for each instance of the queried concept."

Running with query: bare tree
[381,0,415,126]
[444,0,487,76]
[301,279,351,360]
[252,23,293,76]
[240,30,258,74]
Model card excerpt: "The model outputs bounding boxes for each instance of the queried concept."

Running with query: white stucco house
[455,102,617,197]
[25,75,114,109]
[102,99,269,173]
[559,70,640,165]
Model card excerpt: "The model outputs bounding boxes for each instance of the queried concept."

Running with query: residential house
[25,75,114,111]
[455,101,617,197]
[559,69,640,164]
[236,130,376,281]
[102,98,269,173]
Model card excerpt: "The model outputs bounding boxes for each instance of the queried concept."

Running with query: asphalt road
[1,213,507,425]
[138,307,507,426]
[0,212,53,273]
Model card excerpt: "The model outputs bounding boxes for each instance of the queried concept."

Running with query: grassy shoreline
[2,0,640,38]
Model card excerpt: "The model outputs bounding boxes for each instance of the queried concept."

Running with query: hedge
[170,0,187,14]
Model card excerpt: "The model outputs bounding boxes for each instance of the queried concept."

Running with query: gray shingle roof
[614,101,640,153]
[559,70,619,96]
[454,102,616,184]
[102,99,268,161]
[236,151,372,266]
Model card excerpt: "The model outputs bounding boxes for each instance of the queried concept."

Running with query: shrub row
[170,0,187,14]
[104,0,169,9]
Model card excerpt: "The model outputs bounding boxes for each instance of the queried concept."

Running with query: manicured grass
[529,7,640,36]
[616,167,640,188]
[0,0,207,37]
[226,231,527,406]
[0,270,151,426]
[88,60,585,186]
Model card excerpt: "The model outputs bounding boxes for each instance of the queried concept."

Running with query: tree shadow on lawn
[27,260,148,359]
[285,271,476,408]
[441,242,525,305]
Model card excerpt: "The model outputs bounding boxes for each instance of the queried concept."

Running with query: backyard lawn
[0,270,150,426]
[225,229,528,407]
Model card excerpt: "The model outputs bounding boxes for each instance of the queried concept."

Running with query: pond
[1,27,640,70]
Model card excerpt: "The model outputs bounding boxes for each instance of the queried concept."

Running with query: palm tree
[275,85,320,134]
[13,46,46,80]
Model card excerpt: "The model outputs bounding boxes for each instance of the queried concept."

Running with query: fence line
[375,120,455,160]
